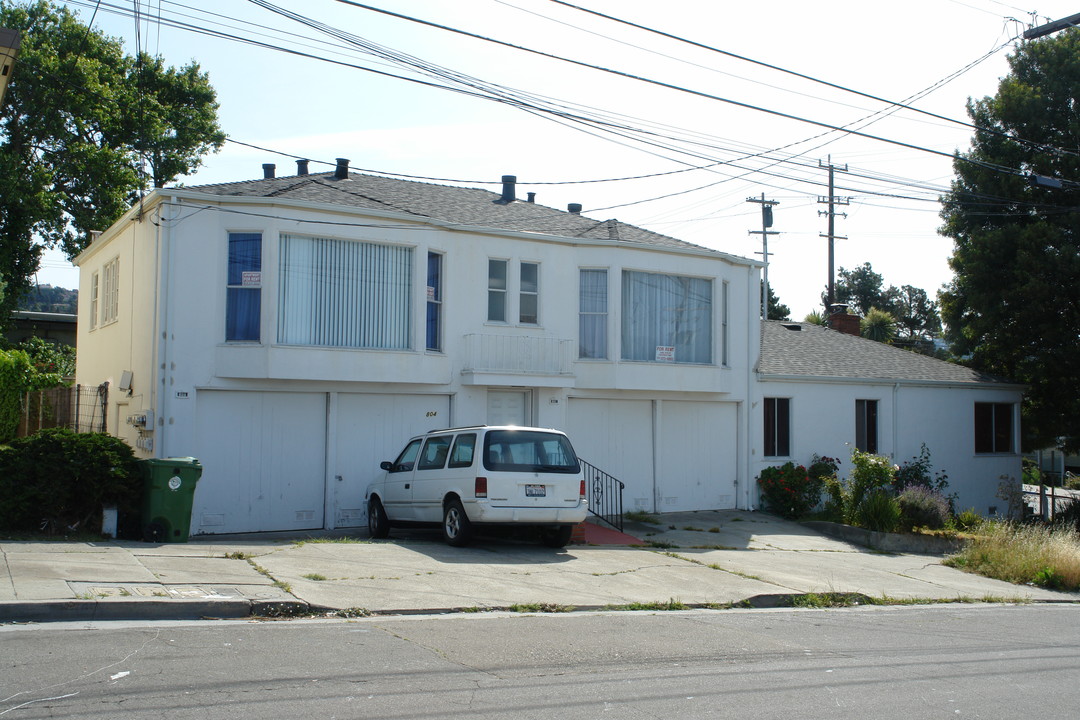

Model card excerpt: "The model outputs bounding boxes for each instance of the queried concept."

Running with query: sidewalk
[2,511,1076,623]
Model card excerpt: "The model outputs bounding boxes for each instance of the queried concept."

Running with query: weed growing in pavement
[682,526,704,532]
[302,573,328,581]
[224,551,253,560]
[624,509,660,524]
[944,521,1080,591]
[708,527,721,533]
[509,602,574,613]
[644,539,678,549]
[604,599,689,611]
[291,537,370,547]
[689,544,737,550]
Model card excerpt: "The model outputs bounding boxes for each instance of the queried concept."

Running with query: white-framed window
[721,280,729,366]
[621,270,712,364]
[226,232,262,342]
[519,261,539,324]
[488,259,507,322]
[975,402,1014,454]
[579,268,608,359]
[427,252,443,351]
[89,271,99,330]
[100,257,119,326]
[278,233,412,349]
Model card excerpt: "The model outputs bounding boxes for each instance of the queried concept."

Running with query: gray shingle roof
[184,170,713,253]
[758,321,1016,386]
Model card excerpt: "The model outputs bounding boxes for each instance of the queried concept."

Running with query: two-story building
[75,161,760,534]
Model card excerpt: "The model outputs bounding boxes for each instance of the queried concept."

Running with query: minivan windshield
[482,430,580,473]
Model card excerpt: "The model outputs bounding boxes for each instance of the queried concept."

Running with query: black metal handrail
[580,458,625,532]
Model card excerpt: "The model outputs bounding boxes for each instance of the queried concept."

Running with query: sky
[34,0,1079,318]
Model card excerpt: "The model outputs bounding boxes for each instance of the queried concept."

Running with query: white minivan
[365,426,588,547]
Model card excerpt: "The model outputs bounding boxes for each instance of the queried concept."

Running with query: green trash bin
[140,457,203,543]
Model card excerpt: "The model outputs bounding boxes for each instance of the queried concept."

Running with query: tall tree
[0,1,225,320]
[940,29,1080,451]
[762,281,790,321]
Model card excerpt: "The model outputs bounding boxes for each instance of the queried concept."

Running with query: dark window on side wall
[975,403,1013,453]
[427,252,442,351]
[226,232,261,342]
[856,399,878,453]
[764,397,790,457]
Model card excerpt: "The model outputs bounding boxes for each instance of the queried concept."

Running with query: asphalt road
[3,604,1077,719]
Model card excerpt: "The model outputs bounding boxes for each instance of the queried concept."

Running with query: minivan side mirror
[380,461,393,471]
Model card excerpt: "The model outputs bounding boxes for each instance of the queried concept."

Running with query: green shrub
[757,461,822,519]
[953,507,983,532]
[857,489,901,532]
[896,484,950,531]
[0,428,141,534]
[1065,474,1080,491]
[893,444,949,495]
[0,346,69,442]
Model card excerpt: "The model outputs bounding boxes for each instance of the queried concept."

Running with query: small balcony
[460,333,575,387]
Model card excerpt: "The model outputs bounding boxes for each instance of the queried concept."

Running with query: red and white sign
[655,346,675,362]
[242,271,261,287]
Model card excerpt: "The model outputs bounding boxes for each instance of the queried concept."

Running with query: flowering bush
[757,462,822,519]
[896,484,950,531]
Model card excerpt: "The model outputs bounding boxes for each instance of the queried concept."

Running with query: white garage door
[658,401,738,512]
[332,393,451,527]
[192,391,327,535]
[568,398,655,512]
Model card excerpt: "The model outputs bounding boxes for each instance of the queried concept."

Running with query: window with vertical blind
[579,269,608,359]
[621,270,712,364]
[427,252,442,351]
[278,233,412,349]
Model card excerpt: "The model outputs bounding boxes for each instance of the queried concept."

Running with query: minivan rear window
[483,430,580,473]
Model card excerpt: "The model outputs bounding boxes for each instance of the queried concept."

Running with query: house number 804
[426,411,438,417]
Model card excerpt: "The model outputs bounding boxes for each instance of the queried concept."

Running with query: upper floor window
[622,270,712,364]
[579,269,608,359]
[278,233,411,349]
[427,252,443,351]
[488,259,507,322]
[721,280,729,367]
[89,271,100,330]
[764,397,790,457]
[855,399,878,453]
[975,402,1013,454]
[519,262,539,324]
[226,232,262,342]
[99,257,120,326]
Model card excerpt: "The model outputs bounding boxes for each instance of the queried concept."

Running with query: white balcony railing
[461,333,574,376]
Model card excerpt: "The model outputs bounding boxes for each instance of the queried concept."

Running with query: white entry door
[487,390,530,426]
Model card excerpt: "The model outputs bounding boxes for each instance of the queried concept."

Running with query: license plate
[525,484,546,497]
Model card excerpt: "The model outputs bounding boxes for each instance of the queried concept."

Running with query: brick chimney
[828,304,861,336]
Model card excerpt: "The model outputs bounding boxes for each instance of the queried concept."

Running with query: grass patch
[509,602,574,613]
[223,551,253,560]
[682,525,704,532]
[605,598,689,611]
[708,527,721,533]
[624,510,660,524]
[944,521,1080,591]
[302,573,328,581]
[643,539,679,549]
[690,544,737,550]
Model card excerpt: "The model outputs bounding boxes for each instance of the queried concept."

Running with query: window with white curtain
[278,233,412,349]
[579,269,608,359]
[621,270,712,364]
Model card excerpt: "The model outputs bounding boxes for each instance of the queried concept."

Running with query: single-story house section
[755,320,1025,515]
[74,162,762,535]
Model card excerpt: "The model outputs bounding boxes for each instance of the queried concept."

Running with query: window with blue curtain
[278,234,412,349]
[579,269,608,359]
[427,252,442,351]
[226,232,262,342]
[621,270,712,364]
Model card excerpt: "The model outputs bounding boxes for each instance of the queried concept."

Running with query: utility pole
[1023,11,1080,39]
[747,193,779,320]
[818,157,849,310]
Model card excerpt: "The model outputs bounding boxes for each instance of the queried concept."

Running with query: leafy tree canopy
[824,262,941,344]
[939,29,1080,451]
[0,0,225,322]
[762,281,790,321]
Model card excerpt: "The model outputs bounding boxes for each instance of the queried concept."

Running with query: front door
[487,389,530,426]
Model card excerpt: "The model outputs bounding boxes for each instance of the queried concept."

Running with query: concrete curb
[801,521,967,555]
[0,599,258,623]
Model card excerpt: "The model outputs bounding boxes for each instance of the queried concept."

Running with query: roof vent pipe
[334,158,350,180]
[262,163,275,179]
[527,192,536,203]
[499,175,516,203]
[568,203,582,214]
[296,159,309,176]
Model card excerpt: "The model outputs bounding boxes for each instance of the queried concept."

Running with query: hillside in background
[17,284,78,314]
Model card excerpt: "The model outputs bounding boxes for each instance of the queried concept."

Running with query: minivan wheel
[540,524,574,548]
[368,497,390,539]
[442,499,473,547]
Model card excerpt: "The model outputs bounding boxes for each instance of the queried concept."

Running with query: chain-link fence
[18,383,109,437]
